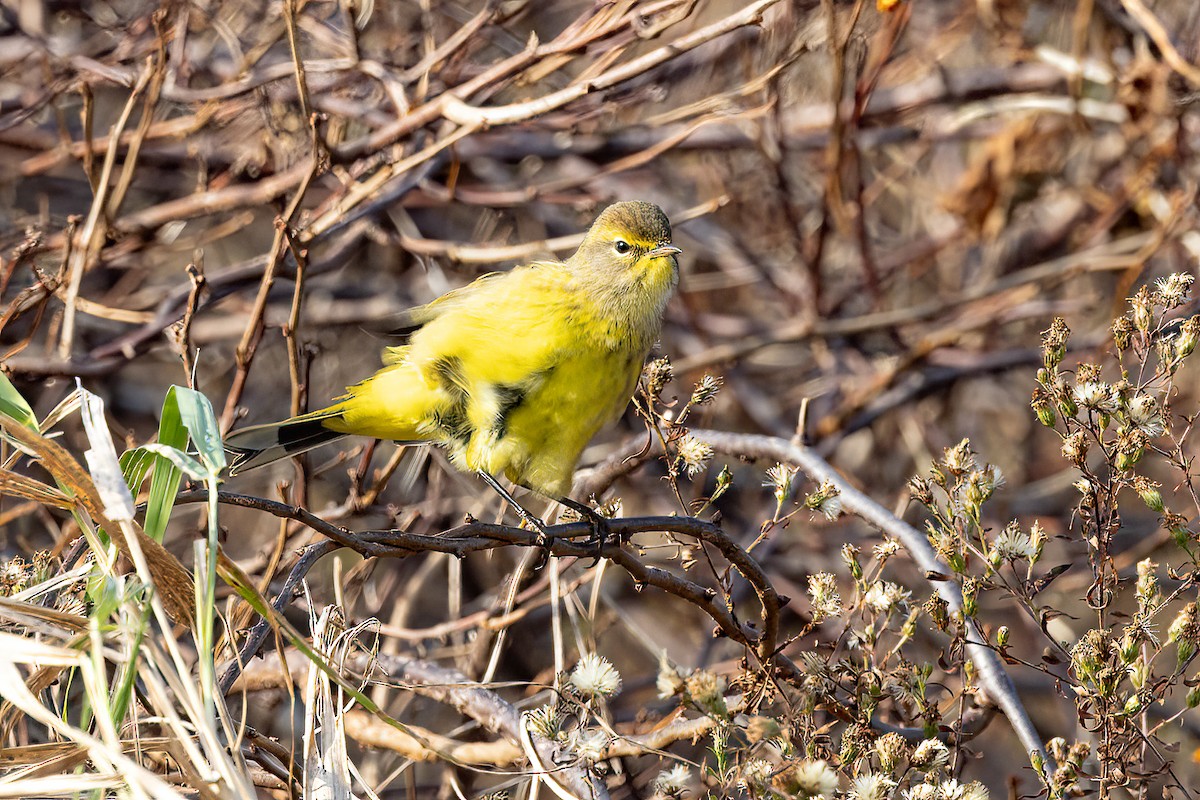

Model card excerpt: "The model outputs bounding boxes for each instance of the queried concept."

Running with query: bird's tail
[225,407,348,474]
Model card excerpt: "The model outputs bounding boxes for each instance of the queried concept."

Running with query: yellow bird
[225,201,681,530]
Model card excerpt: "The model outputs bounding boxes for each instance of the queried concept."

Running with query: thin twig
[689,428,1053,771]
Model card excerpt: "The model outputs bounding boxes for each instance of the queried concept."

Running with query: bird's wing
[386,271,507,337]
[346,262,576,451]
[383,264,564,366]
[407,263,575,382]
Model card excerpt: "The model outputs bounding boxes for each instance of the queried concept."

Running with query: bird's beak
[649,244,682,258]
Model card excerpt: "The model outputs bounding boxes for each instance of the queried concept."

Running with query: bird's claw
[582,513,612,568]
[530,520,554,570]
[559,499,612,568]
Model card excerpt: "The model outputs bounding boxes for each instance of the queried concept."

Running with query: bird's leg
[477,471,552,549]
[558,496,613,566]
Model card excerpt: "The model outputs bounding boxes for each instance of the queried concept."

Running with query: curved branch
[181,490,781,670]
[217,539,338,694]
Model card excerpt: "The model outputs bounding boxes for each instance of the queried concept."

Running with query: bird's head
[571,201,681,293]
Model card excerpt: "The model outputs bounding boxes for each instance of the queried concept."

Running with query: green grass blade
[0,372,37,430]
[170,386,226,475]
[142,387,191,542]
[133,386,224,542]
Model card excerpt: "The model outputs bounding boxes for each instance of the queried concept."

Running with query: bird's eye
[613,239,631,254]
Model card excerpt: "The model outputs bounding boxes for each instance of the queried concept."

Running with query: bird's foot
[477,470,555,564]
[531,513,558,566]
[559,497,613,567]
[509,501,555,569]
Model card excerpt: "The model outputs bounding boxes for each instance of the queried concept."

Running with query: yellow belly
[466,347,642,498]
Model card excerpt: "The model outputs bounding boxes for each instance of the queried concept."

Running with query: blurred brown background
[4,0,1200,795]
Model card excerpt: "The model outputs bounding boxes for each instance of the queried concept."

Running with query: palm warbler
[226,201,680,524]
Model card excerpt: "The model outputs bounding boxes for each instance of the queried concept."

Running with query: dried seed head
[1070,629,1110,683]
[1130,285,1154,332]
[764,462,798,506]
[1133,476,1164,513]
[1041,317,1070,369]
[1029,520,1047,563]
[1152,273,1194,308]
[804,480,843,521]
[849,772,896,800]
[689,374,722,405]
[0,556,29,596]
[960,577,979,617]
[874,731,908,772]
[908,475,935,506]
[572,728,610,763]
[1076,362,1102,384]
[839,723,874,764]
[570,653,622,699]
[874,539,900,561]
[739,758,773,791]
[656,652,687,699]
[1126,394,1164,437]
[1168,602,1200,666]
[911,738,950,771]
[942,438,976,475]
[1113,427,1148,470]
[524,705,561,738]
[652,764,692,797]
[964,465,1004,509]
[645,357,673,396]
[1112,314,1135,350]
[993,521,1036,562]
[683,669,727,717]
[1176,315,1200,360]
[675,434,713,478]
[1073,381,1116,413]
[864,581,911,614]
[807,572,842,623]
[924,594,950,631]
[1061,431,1089,467]
[904,784,938,800]
[775,759,839,798]
[1136,558,1160,608]
[1031,386,1057,427]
